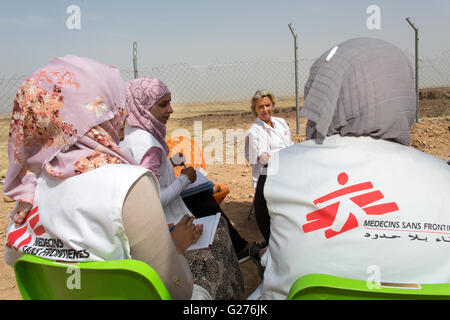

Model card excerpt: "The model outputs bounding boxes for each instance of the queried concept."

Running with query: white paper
[186,212,221,251]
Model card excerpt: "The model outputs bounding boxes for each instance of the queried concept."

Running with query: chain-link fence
[1,51,450,173]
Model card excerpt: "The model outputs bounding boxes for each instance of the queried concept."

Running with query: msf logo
[6,206,45,250]
[302,172,399,239]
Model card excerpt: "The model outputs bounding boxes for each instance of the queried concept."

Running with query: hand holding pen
[170,152,196,182]
[181,166,197,183]
[168,214,203,254]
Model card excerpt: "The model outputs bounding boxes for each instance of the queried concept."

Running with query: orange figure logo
[302,172,399,238]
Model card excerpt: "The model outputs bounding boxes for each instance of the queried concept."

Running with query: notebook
[180,168,215,198]
[186,212,221,251]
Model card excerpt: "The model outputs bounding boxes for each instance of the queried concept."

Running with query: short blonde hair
[250,90,276,116]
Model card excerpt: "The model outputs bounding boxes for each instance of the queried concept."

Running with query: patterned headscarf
[300,38,416,145]
[125,78,171,154]
[3,55,136,205]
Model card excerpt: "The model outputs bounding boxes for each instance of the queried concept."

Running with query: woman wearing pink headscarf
[3,56,196,299]
[120,78,245,299]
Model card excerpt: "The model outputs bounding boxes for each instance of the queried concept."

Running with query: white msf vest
[261,135,450,300]
[120,126,189,224]
[5,164,153,266]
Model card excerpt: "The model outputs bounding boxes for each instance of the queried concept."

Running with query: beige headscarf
[300,37,416,146]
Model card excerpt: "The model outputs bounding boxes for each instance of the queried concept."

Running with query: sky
[0,0,449,76]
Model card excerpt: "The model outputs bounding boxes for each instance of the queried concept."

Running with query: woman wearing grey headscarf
[300,37,416,145]
[250,38,450,300]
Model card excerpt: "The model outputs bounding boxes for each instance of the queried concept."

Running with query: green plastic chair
[288,273,450,300]
[14,254,172,300]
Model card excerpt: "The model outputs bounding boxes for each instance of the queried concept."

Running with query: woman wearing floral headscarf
[3,56,196,299]
[120,78,245,299]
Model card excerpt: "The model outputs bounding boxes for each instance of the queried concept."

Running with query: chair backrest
[288,273,450,300]
[212,184,230,204]
[166,136,205,177]
[14,254,172,300]
[166,135,230,204]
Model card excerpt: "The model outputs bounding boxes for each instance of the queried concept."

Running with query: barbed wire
[0,52,449,172]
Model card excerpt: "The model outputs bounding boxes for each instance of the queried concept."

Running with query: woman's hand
[259,152,271,165]
[13,201,32,226]
[193,223,203,243]
[169,214,202,254]
[181,166,197,183]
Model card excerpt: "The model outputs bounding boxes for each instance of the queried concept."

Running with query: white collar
[255,117,276,130]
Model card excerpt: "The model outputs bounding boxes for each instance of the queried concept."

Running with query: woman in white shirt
[245,90,294,188]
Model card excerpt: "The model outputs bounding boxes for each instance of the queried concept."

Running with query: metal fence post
[288,23,300,135]
[133,41,138,79]
[406,17,419,122]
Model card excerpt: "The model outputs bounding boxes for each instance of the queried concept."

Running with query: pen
[181,161,187,168]
[169,216,192,232]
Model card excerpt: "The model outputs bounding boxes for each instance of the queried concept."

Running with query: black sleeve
[254,165,271,243]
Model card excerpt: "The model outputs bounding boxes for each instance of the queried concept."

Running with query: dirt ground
[0,88,449,300]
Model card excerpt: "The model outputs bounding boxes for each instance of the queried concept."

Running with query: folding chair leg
[247,199,254,220]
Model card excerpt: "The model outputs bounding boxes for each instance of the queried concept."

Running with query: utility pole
[405,17,419,122]
[288,23,300,135]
